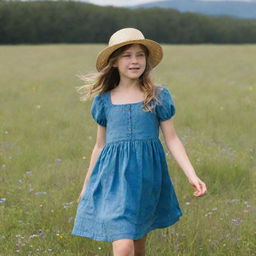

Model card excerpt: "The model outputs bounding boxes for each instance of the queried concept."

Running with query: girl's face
[113,44,147,82]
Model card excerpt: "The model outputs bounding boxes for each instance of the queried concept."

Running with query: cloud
[87,0,167,6]
[199,0,255,2]
[84,0,256,6]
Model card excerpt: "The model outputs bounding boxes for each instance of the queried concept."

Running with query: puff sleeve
[155,86,176,121]
[90,94,107,127]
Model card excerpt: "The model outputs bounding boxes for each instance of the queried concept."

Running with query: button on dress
[71,85,183,242]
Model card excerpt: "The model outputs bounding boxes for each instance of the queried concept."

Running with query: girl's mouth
[129,67,140,70]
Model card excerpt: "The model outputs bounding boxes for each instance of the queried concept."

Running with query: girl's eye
[121,53,145,58]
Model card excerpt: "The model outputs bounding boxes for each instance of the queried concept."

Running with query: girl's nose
[131,55,138,63]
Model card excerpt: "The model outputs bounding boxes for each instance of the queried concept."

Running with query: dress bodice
[90,85,176,144]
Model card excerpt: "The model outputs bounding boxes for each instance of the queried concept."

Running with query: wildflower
[231,218,242,225]
[55,158,62,163]
[35,191,47,196]
[227,199,240,203]
[63,201,75,209]
[29,234,39,239]
[221,145,236,158]
[244,201,251,208]
[56,233,63,238]
[161,232,166,237]
[0,198,6,203]
[26,170,32,176]
[28,184,33,192]
[204,211,213,217]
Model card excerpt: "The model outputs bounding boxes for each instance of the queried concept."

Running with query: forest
[0,0,256,44]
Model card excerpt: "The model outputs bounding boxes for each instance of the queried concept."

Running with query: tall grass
[0,44,255,255]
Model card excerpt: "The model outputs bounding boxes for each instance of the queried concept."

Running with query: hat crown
[109,28,145,47]
[96,27,163,72]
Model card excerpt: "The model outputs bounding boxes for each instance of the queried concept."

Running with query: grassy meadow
[0,43,255,255]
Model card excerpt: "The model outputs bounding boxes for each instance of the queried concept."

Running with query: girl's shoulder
[154,85,176,121]
[155,84,165,90]
[92,91,108,104]
[154,84,172,98]
[90,92,107,127]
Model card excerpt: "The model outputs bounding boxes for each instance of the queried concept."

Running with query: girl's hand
[188,176,207,197]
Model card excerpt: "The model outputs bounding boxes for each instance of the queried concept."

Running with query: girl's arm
[77,125,106,203]
[160,118,207,197]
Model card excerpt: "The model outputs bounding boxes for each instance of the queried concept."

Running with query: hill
[133,0,256,19]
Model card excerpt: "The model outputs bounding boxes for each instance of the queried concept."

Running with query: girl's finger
[194,183,206,196]
[193,187,200,196]
[198,183,207,196]
[195,182,201,192]
[201,183,207,194]
[199,183,204,192]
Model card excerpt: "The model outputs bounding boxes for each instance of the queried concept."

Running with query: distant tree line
[0,0,256,44]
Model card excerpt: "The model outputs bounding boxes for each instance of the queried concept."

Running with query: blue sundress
[71,85,183,242]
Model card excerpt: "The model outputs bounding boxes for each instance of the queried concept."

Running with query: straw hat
[96,28,163,72]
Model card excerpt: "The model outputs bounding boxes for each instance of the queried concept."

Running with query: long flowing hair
[75,43,162,111]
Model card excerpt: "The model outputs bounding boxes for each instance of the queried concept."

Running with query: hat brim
[96,39,163,72]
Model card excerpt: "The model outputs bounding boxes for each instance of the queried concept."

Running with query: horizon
[83,0,256,7]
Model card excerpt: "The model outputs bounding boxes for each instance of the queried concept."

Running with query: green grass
[0,44,255,255]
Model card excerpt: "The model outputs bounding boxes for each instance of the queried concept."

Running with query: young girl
[72,28,207,256]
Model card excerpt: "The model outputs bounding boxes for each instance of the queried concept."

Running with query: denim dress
[71,85,183,242]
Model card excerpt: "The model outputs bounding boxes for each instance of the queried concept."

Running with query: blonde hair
[76,43,161,112]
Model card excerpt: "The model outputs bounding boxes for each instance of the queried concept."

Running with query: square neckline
[107,90,144,106]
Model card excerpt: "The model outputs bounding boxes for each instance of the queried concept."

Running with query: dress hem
[71,214,182,242]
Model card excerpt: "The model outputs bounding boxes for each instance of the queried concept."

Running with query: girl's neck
[116,79,141,92]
